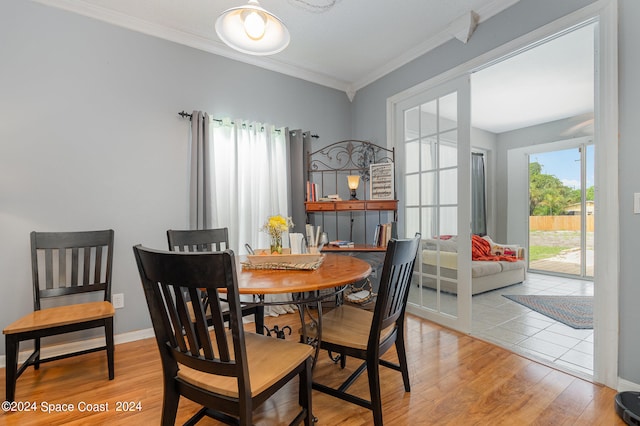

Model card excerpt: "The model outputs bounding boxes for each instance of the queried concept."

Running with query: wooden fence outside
[529,215,595,232]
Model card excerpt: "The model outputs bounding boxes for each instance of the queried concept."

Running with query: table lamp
[347,175,360,200]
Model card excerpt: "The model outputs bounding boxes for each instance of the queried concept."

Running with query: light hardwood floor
[0,313,624,425]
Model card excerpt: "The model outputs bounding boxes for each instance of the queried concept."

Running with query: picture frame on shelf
[370,162,394,200]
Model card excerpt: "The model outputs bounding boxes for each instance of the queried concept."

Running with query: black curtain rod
[178,111,319,138]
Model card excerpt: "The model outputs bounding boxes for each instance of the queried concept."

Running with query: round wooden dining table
[236,253,372,295]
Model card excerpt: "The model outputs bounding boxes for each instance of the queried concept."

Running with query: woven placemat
[241,257,325,271]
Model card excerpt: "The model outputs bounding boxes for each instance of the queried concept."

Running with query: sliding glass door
[528,143,594,278]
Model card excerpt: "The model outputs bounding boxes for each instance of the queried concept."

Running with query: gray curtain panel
[471,152,487,236]
[189,111,211,230]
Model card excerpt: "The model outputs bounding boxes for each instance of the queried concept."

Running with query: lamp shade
[347,175,360,190]
[215,0,290,56]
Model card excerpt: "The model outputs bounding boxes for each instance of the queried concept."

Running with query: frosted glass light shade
[215,0,290,56]
[347,175,360,200]
[347,175,360,190]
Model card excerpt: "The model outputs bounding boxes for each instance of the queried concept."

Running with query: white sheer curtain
[192,115,295,316]
[207,118,290,251]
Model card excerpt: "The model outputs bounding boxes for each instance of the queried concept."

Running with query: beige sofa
[419,236,526,295]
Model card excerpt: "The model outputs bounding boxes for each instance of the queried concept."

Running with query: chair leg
[34,337,41,370]
[299,357,313,426]
[367,360,384,426]
[105,317,115,380]
[5,335,19,402]
[395,327,411,392]
[254,305,265,335]
[160,382,180,426]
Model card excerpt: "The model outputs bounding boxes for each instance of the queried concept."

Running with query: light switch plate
[635,193,640,214]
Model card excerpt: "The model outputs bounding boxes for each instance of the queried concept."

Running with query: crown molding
[34,0,519,99]
[350,0,521,93]
[32,0,351,92]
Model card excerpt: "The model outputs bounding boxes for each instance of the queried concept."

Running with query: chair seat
[178,331,313,398]
[305,305,394,350]
[3,301,114,335]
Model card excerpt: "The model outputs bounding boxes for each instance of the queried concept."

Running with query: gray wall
[351,0,640,385]
[0,0,351,355]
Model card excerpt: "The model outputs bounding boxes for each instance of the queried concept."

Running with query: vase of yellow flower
[262,214,294,254]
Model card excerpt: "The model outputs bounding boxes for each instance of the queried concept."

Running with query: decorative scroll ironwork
[307,140,394,182]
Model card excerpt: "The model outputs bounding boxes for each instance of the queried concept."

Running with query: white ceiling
[34,0,594,134]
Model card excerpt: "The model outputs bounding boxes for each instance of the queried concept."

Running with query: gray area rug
[503,294,593,329]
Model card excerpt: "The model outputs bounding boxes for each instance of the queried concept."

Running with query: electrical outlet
[371,268,377,278]
[113,293,124,309]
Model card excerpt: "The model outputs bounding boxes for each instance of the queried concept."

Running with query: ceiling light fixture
[215,0,290,56]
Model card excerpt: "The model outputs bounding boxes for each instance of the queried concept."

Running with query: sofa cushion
[498,259,525,272]
[471,260,503,277]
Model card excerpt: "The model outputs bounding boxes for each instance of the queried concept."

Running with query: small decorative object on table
[262,214,293,254]
[243,252,325,270]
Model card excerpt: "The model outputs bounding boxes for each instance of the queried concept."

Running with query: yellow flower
[262,215,294,238]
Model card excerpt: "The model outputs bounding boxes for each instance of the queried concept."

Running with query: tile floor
[471,272,594,378]
[408,272,594,378]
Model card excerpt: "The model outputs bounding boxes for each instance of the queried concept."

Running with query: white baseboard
[618,378,640,392]
[0,328,155,369]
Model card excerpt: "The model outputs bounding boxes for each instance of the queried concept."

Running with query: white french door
[395,75,472,333]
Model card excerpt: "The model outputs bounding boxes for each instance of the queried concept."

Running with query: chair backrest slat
[133,246,248,383]
[44,249,53,290]
[159,284,184,351]
[83,246,91,284]
[207,288,231,361]
[71,247,79,286]
[370,234,421,347]
[174,288,200,354]
[58,247,66,288]
[94,246,103,283]
[31,230,114,309]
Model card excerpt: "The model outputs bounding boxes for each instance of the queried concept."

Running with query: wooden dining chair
[133,245,313,426]
[3,230,115,402]
[305,234,421,426]
[166,228,264,334]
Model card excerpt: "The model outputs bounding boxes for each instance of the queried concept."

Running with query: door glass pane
[406,141,420,173]
[405,174,420,205]
[406,207,419,236]
[419,207,434,242]
[421,171,436,205]
[439,139,458,168]
[404,107,419,141]
[439,206,457,236]
[421,138,436,171]
[420,100,438,136]
[439,169,458,205]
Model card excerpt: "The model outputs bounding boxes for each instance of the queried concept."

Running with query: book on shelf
[316,194,343,202]
[373,222,397,247]
[306,181,320,202]
[329,240,355,248]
